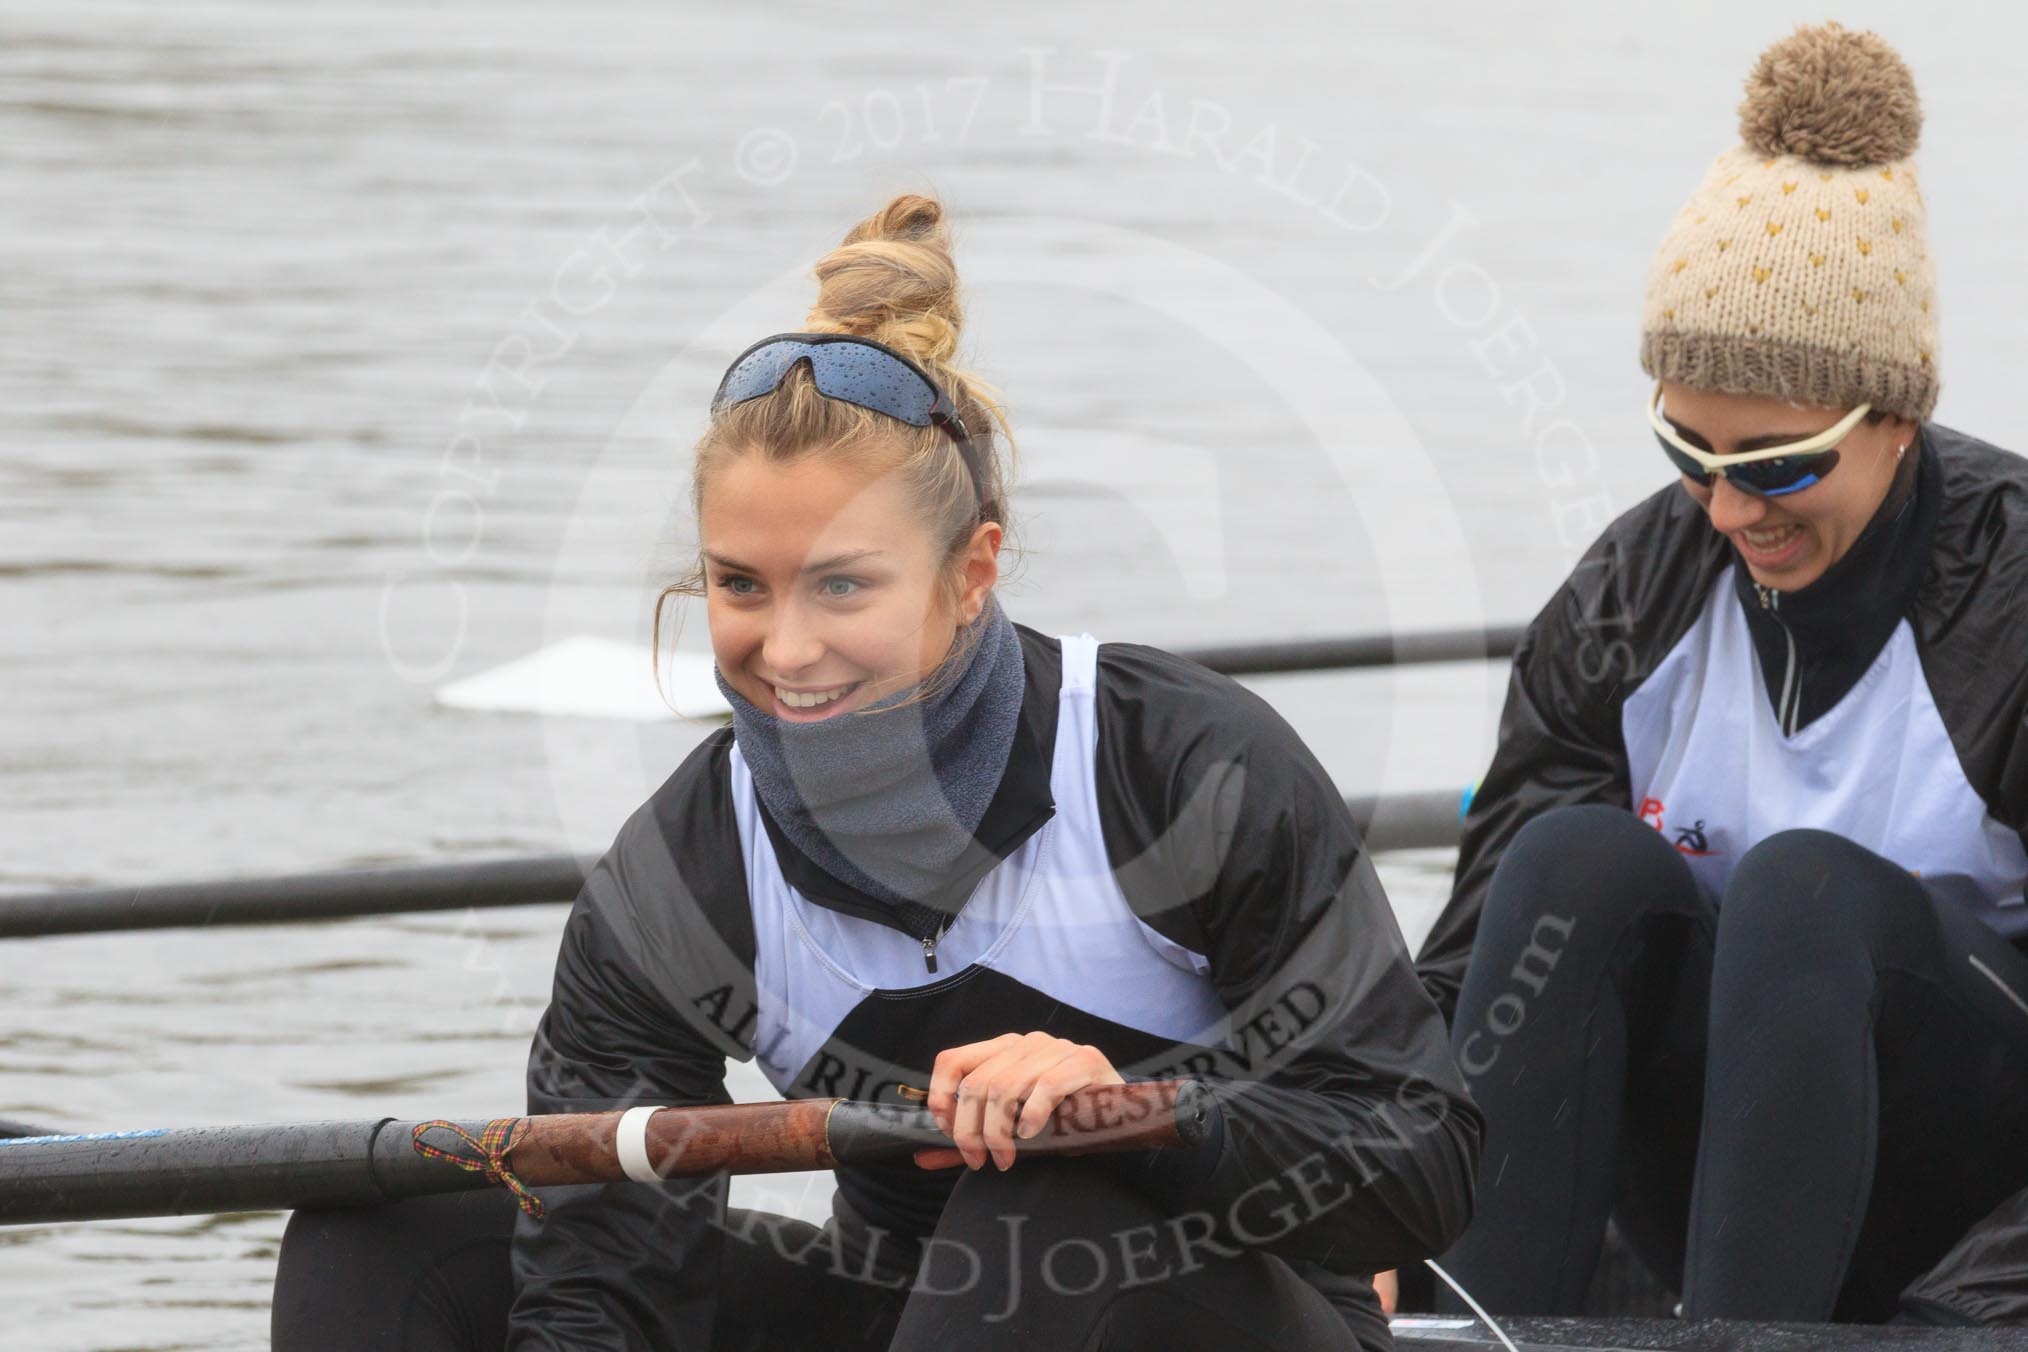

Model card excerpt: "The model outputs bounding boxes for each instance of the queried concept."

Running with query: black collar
[752,626,1061,942]
[1732,429,1939,733]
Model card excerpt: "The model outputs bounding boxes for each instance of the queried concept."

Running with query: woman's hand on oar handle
[919,1032,1126,1172]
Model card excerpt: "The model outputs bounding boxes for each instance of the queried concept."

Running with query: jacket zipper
[921,916,951,974]
[1755,582,1802,736]
[915,873,996,975]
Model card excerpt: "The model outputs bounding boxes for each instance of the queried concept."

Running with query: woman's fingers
[948,1039,1037,1169]
[927,1033,1021,1136]
[1014,1045,1123,1141]
[977,1042,1085,1170]
[920,1033,1127,1172]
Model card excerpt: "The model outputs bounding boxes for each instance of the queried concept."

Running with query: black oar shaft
[1186,623,1523,677]
[1350,788,1467,854]
[0,790,1465,939]
[0,1084,1209,1226]
[0,1120,494,1226]
[0,855,599,939]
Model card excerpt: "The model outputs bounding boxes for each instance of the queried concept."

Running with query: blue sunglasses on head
[712,332,986,510]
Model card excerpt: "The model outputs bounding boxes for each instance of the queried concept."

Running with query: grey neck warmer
[716,597,1026,906]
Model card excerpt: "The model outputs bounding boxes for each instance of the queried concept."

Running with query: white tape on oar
[615,1107,665,1182]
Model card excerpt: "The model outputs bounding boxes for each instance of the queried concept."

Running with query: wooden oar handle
[499,1081,1207,1187]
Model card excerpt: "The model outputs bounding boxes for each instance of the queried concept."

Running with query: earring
[1896,442,1909,463]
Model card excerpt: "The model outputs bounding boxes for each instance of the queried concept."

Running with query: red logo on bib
[1636,797,1721,856]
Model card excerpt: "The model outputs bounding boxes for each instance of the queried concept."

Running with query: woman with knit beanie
[1416,22,2028,1325]
[270,193,1481,1351]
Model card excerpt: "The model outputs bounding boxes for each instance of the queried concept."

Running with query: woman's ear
[955,520,1003,625]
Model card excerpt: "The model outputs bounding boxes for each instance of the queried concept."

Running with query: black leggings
[272,1156,1384,1351]
[1438,804,2028,1322]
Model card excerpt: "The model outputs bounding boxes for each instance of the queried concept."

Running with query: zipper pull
[1754,582,1773,611]
[920,914,954,974]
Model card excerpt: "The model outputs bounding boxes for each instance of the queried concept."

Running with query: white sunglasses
[1647,383,1871,497]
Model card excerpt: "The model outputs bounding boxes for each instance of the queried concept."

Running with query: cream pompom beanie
[1640,22,1939,422]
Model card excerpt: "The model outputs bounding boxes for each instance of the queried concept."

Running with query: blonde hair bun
[806,194,963,369]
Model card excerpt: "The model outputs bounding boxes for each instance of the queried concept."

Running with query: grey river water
[4,2,2027,1346]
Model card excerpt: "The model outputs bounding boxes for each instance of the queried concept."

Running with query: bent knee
[274,1195,515,1352]
[1483,803,1696,940]
[1720,829,1930,954]
[277,1205,364,1266]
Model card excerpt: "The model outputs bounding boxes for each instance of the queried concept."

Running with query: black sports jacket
[1418,424,2028,1021]
[509,625,1482,1349]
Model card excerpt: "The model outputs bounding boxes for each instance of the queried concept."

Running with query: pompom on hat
[1641,22,1939,422]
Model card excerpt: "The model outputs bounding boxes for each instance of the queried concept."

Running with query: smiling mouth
[1742,524,1803,549]
[769,681,860,711]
